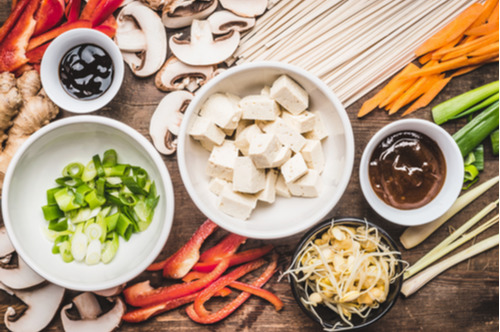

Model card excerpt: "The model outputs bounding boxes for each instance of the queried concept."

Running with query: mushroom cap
[162,0,218,29]
[0,226,15,257]
[155,56,215,92]
[61,296,126,332]
[92,284,126,297]
[118,1,167,77]
[207,10,255,34]
[4,282,65,332]
[220,0,268,17]
[170,19,240,66]
[150,90,193,155]
[0,254,45,289]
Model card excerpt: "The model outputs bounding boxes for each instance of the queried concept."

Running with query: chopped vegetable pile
[41,149,159,265]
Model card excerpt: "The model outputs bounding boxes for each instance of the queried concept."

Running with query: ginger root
[0,70,59,193]
[0,72,23,142]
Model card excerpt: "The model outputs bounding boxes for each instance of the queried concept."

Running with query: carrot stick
[415,3,484,56]
[402,77,452,116]
[389,74,442,115]
[438,32,499,60]
[465,21,499,36]
[423,35,463,62]
[468,0,499,28]
[379,77,419,109]
[450,65,482,77]
[357,63,419,117]
[469,42,499,57]
[419,53,433,65]
[488,2,499,22]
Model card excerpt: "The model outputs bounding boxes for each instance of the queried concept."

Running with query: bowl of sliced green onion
[285,217,405,331]
[2,116,174,291]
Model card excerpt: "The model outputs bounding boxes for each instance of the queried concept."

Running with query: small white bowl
[2,116,174,291]
[359,119,464,226]
[177,62,355,239]
[41,28,124,113]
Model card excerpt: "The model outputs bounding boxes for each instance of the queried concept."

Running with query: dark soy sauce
[59,44,113,100]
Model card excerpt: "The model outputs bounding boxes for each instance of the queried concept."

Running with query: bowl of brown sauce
[359,119,463,226]
[41,28,124,113]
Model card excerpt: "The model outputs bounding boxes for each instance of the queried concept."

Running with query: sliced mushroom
[117,1,167,77]
[162,0,217,29]
[170,19,240,66]
[140,0,165,10]
[61,296,126,332]
[0,253,45,289]
[4,282,65,332]
[92,284,126,297]
[220,0,267,17]
[207,10,255,34]
[115,29,146,53]
[0,226,15,257]
[155,56,215,92]
[72,293,102,320]
[150,90,193,155]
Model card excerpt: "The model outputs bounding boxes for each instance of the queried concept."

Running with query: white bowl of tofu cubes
[178,62,354,239]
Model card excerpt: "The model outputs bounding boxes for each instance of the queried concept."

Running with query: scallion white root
[401,234,499,297]
[400,176,499,249]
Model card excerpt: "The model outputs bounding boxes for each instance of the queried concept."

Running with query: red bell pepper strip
[0,0,31,44]
[33,0,65,36]
[193,258,266,317]
[64,0,81,23]
[0,0,40,72]
[27,20,92,52]
[26,42,50,64]
[94,15,117,38]
[186,253,278,324]
[80,0,100,20]
[124,258,230,307]
[182,271,207,283]
[199,233,247,262]
[229,281,283,311]
[192,244,274,273]
[122,287,232,323]
[90,0,123,27]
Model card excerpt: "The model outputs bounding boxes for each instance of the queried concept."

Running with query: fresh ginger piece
[16,69,41,100]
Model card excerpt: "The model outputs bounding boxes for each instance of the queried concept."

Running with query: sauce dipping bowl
[289,217,404,331]
[359,119,464,226]
[41,28,124,114]
[1,116,174,291]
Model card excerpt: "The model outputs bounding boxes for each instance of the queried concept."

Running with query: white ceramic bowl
[359,119,464,226]
[2,116,174,291]
[178,62,355,239]
[41,28,124,113]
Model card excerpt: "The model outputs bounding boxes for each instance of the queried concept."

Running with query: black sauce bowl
[289,217,404,331]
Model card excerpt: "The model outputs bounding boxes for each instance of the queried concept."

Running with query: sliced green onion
[84,190,106,209]
[75,184,92,206]
[450,93,499,120]
[55,176,83,188]
[122,176,148,196]
[48,218,68,232]
[63,162,84,178]
[104,164,128,177]
[92,154,105,178]
[463,165,479,189]
[102,149,118,167]
[85,223,102,242]
[85,239,101,265]
[47,187,63,205]
[81,160,97,182]
[116,214,134,241]
[491,129,499,156]
[106,177,122,185]
[59,241,74,263]
[119,192,137,206]
[105,213,120,232]
[54,188,80,212]
[52,235,69,254]
[101,232,119,264]
[42,205,64,221]
[71,227,88,262]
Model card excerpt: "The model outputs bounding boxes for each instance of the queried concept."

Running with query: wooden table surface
[0,2,498,331]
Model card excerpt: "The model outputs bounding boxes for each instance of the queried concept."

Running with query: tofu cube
[270,75,309,114]
[287,170,322,197]
[281,110,316,133]
[240,95,281,121]
[248,133,281,168]
[280,153,308,183]
[262,118,306,153]
[209,177,228,196]
[261,85,271,96]
[301,139,325,173]
[189,115,225,148]
[303,110,328,141]
[217,185,257,220]
[258,169,278,203]
[271,145,292,168]
[200,93,242,130]
[206,140,238,181]
[235,124,262,156]
[235,119,253,137]
[232,156,266,194]
[275,173,291,198]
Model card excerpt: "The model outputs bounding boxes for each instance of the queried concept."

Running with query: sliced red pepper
[122,287,232,323]
[64,0,81,23]
[90,0,123,27]
[0,0,40,72]
[193,258,266,317]
[27,20,92,52]
[94,15,117,38]
[229,281,283,311]
[80,0,101,20]
[186,253,278,324]
[199,233,247,262]
[33,0,65,36]
[192,244,274,273]
[124,258,229,307]
[26,42,50,64]
[0,0,31,44]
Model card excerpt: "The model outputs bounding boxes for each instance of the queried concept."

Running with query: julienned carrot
[450,65,482,77]
[466,21,499,36]
[389,74,442,115]
[415,3,484,56]
[357,63,419,117]
[379,76,418,108]
[489,2,499,22]
[469,42,500,57]
[437,32,499,60]
[468,0,499,29]
[419,35,463,64]
[402,77,452,117]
